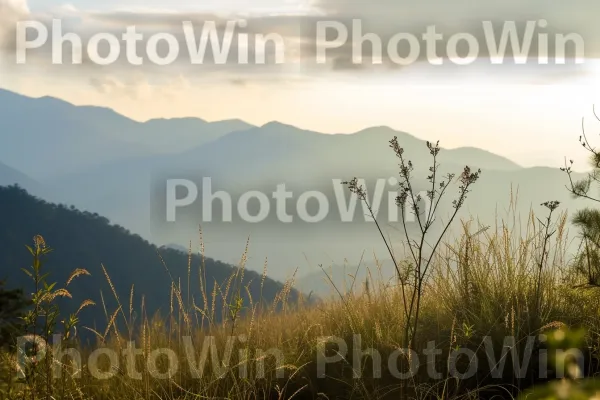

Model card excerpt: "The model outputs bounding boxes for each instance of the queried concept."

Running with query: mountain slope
[0,161,40,192]
[0,185,296,330]
[0,89,254,178]
[140,117,254,152]
[2,90,576,283]
[44,121,580,282]
[173,123,520,181]
[0,89,147,178]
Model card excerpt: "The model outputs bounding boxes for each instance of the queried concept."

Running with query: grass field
[2,204,600,400]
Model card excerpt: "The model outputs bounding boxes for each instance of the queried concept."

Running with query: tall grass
[2,206,600,400]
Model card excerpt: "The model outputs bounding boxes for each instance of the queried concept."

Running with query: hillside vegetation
[2,189,600,399]
[0,186,296,334]
[2,115,600,399]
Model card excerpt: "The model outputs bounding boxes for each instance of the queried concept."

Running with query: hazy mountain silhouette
[169,123,520,182]
[0,161,40,192]
[45,120,581,281]
[0,89,254,178]
[296,259,398,298]
[1,89,587,282]
[46,121,524,224]
[138,117,254,153]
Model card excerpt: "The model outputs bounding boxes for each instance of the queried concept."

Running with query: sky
[1,0,600,170]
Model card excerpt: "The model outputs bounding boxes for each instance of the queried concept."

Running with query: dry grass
[3,209,600,400]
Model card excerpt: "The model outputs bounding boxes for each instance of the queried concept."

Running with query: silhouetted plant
[562,107,600,203]
[562,106,600,287]
[535,200,560,316]
[571,208,600,287]
[19,235,93,399]
[346,137,480,348]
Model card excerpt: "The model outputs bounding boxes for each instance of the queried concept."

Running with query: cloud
[88,73,191,99]
[0,0,29,54]
[310,0,600,57]
[88,74,152,99]
[314,0,595,23]
[78,2,600,77]
[4,11,303,73]
[3,0,597,88]
[0,0,28,18]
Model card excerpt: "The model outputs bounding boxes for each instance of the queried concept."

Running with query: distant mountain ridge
[0,89,255,178]
[0,88,583,283]
[0,89,521,180]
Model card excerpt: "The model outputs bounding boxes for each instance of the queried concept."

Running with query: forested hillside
[0,185,295,333]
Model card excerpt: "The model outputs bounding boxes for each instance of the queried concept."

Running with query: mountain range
[0,89,254,179]
[0,88,591,283]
